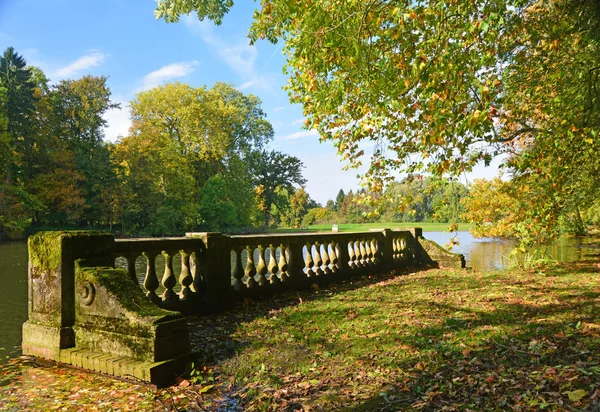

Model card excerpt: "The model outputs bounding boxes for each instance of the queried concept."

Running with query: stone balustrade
[113,237,206,312]
[22,228,464,386]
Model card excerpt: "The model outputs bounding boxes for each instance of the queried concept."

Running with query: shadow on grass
[187,262,600,410]
[186,265,431,365]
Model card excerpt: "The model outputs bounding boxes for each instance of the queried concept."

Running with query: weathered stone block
[23,231,192,386]
[23,231,114,361]
[418,237,466,269]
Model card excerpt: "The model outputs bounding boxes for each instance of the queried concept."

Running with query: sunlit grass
[189,260,600,410]
[272,221,471,233]
[2,260,599,411]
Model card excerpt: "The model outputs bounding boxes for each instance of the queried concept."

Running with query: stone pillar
[22,231,114,360]
[409,227,423,239]
[408,227,425,264]
[381,229,394,268]
[287,239,306,286]
[200,233,233,310]
[337,238,350,277]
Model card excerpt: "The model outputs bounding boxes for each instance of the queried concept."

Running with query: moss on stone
[28,232,65,273]
[77,266,176,319]
[28,230,112,273]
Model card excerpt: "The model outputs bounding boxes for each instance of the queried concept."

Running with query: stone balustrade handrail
[22,228,465,386]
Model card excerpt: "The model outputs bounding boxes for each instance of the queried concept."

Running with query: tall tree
[249,150,306,227]
[115,82,274,234]
[335,189,345,212]
[51,75,120,225]
[199,174,237,231]
[0,47,36,183]
[210,82,274,156]
[0,48,40,238]
[157,0,600,243]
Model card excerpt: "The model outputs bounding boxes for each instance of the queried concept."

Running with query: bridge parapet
[22,228,464,385]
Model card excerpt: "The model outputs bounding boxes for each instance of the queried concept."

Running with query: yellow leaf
[200,384,216,394]
[564,389,587,402]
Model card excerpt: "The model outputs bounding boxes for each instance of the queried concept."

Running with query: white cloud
[141,61,199,90]
[55,50,107,78]
[271,106,285,113]
[279,129,320,141]
[292,118,305,125]
[238,80,254,90]
[103,100,131,142]
[183,16,277,94]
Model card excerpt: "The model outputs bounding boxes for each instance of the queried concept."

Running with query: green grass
[2,259,599,411]
[271,221,470,233]
[186,261,599,410]
[308,221,470,232]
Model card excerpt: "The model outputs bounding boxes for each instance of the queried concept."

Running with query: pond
[1,231,598,364]
[425,231,600,271]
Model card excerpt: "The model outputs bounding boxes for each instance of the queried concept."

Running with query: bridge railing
[113,237,206,311]
[22,228,464,385]
[108,228,464,313]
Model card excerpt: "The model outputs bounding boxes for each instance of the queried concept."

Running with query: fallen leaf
[564,389,587,402]
[199,384,216,394]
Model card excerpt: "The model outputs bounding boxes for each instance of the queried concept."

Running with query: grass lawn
[274,221,471,233]
[2,259,599,411]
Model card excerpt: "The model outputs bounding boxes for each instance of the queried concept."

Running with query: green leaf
[199,384,216,394]
[564,389,587,402]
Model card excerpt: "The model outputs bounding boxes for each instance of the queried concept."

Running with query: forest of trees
[0,47,474,241]
[156,0,600,246]
[0,47,314,239]
[2,41,598,242]
[302,177,469,228]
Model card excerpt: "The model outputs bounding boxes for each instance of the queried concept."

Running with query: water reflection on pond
[426,231,600,271]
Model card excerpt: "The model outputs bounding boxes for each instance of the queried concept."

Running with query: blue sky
[0,0,499,203]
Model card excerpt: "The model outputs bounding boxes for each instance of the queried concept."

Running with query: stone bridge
[21,228,464,386]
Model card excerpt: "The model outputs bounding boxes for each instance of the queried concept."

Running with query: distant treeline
[302,177,468,228]
[0,47,310,239]
[4,46,595,243]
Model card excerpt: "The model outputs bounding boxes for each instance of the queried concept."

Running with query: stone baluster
[348,240,357,269]
[179,250,194,300]
[393,238,399,260]
[125,253,138,284]
[321,242,331,275]
[232,246,245,291]
[191,250,206,295]
[245,245,257,288]
[329,241,339,273]
[161,250,178,303]
[256,245,268,287]
[371,239,379,265]
[267,244,280,284]
[359,240,368,267]
[354,240,363,268]
[142,251,159,302]
[278,244,289,282]
[313,242,324,276]
[400,237,407,260]
[305,242,316,277]
[364,240,373,267]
